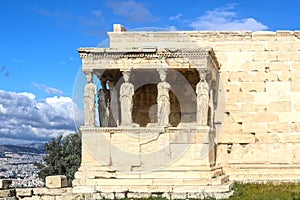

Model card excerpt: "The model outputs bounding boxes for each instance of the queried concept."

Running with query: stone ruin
[72,24,300,197]
[2,24,300,199]
[73,24,229,196]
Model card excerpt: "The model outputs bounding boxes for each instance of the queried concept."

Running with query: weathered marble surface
[84,72,97,126]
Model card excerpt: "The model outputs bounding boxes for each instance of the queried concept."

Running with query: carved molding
[78,48,220,70]
[80,126,211,133]
[79,49,210,59]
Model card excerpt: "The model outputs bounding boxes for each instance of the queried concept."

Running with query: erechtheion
[73,24,300,198]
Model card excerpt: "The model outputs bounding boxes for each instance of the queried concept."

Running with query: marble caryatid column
[107,81,117,127]
[119,70,134,126]
[196,71,209,126]
[97,75,110,127]
[84,71,97,126]
[157,69,171,127]
[208,88,215,128]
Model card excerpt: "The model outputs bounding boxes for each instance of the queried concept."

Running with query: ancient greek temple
[73,24,230,196]
[2,24,300,200]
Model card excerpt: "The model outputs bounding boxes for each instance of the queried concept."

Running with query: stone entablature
[78,47,219,70]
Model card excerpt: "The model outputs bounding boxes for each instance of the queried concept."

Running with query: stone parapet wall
[0,188,70,200]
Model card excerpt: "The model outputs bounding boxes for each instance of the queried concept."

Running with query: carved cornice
[80,126,165,133]
[78,48,219,68]
[80,52,211,59]
[80,126,211,134]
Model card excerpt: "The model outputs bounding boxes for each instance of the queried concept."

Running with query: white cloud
[189,4,268,31]
[0,104,7,114]
[32,83,64,95]
[106,0,154,22]
[0,90,84,143]
[169,13,182,21]
[19,92,36,100]
[0,137,38,145]
[45,96,72,104]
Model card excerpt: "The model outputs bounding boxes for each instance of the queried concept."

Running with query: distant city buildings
[0,151,45,187]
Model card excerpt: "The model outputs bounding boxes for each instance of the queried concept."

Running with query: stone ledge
[0,179,12,189]
[70,181,234,199]
[64,189,234,200]
[15,188,33,198]
[33,187,70,196]
[0,189,15,198]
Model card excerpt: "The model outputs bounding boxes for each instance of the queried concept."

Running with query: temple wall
[191,31,300,181]
[109,30,300,181]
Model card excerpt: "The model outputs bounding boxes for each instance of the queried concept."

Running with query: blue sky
[0,0,299,144]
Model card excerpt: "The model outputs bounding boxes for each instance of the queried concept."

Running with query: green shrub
[35,132,81,186]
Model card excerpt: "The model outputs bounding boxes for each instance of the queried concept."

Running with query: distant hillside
[0,143,45,154]
[19,143,46,152]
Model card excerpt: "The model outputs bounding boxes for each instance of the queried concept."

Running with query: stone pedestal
[46,175,68,189]
[73,126,230,193]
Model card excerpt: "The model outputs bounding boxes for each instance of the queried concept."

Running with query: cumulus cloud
[32,83,64,95]
[0,104,7,114]
[0,90,84,143]
[106,0,154,22]
[189,4,268,31]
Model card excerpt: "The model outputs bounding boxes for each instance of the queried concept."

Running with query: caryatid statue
[98,76,110,127]
[119,71,134,126]
[196,71,209,126]
[208,89,215,127]
[157,69,171,127]
[84,72,97,126]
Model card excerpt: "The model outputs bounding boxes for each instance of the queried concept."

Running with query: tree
[35,131,81,186]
